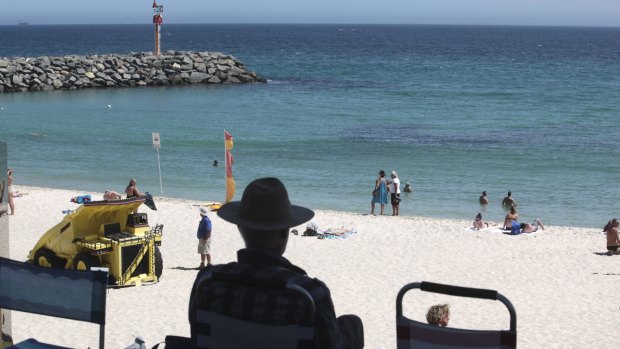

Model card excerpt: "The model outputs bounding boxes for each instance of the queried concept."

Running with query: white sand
[4,186,620,348]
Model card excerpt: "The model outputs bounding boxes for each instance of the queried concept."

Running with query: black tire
[34,248,64,269]
[154,245,163,279]
[72,252,101,271]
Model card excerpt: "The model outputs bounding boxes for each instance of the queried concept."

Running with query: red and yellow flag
[224,130,235,203]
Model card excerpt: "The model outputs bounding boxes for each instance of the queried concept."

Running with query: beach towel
[319,227,357,240]
[71,194,91,204]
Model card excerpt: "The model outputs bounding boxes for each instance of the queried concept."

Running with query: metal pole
[156,147,163,196]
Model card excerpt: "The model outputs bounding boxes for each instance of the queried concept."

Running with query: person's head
[507,191,512,197]
[606,218,620,231]
[129,178,137,186]
[199,207,208,218]
[520,223,527,229]
[217,177,314,256]
[391,170,398,178]
[379,170,385,178]
[7,168,13,176]
[475,213,482,220]
[405,182,410,187]
[482,191,487,196]
[509,206,517,214]
[426,304,450,327]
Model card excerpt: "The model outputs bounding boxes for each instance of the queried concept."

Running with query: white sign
[152,132,161,149]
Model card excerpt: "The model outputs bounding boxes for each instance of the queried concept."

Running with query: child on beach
[426,304,450,327]
[604,218,620,255]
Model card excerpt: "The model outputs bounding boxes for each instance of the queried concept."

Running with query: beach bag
[510,221,521,235]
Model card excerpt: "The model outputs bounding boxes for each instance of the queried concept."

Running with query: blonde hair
[426,304,450,326]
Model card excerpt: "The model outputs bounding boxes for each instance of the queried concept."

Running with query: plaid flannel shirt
[189,249,345,349]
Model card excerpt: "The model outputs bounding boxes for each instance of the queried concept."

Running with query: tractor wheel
[34,248,64,269]
[72,253,101,271]
[154,245,163,279]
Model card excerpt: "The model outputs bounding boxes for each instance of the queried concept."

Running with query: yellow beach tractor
[27,196,163,287]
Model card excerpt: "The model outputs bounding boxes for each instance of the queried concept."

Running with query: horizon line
[1,22,619,29]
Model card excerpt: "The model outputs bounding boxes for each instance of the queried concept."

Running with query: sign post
[152,132,163,196]
[0,141,12,348]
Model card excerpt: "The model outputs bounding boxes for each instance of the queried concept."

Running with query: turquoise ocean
[0,24,619,228]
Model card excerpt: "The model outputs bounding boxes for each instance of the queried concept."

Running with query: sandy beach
[3,185,620,349]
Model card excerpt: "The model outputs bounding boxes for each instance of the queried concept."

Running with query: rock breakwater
[0,50,266,93]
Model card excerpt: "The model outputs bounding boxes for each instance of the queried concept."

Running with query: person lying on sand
[103,190,122,200]
[604,218,620,255]
[519,218,545,233]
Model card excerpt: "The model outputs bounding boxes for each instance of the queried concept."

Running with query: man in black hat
[191,177,364,349]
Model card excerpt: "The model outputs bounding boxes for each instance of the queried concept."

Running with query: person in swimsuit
[7,168,14,215]
[501,191,517,208]
[371,170,389,216]
[479,191,489,205]
[125,178,143,198]
[103,190,122,200]
[604,218,620,255]
[519,218,545,233]
[503,206,518,229]
[473,213,489,230]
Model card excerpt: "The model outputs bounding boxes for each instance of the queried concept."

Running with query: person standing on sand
[197,207,212,269]
[371,170,389,215]
[125,178,143,198]
[604,218,620,255]
[7,169,14,215]
[479,191,489,206]
[387,171,401,216]
[501,191,517,208]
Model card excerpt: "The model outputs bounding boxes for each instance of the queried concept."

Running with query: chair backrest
[396,281,517,349]
[0,257,108,349]
[190,270,315,349]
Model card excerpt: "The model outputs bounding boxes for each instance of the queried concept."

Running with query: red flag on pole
[224,130,235,203]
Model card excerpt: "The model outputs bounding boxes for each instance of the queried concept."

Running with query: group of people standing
[371,170,405,216]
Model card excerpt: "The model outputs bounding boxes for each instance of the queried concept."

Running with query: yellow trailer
[27,196,163,287]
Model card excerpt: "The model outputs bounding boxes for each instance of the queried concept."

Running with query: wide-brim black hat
[217,177,314,230]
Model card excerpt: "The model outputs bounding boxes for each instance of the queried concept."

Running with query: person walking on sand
[604,218,620,255]
[7,168,15,215]
[371,170,389,215]
[125,178,143,198]
[387,170,401,216]
[197,207,212,269]
[501,191,517,208]
[479,191,489,206]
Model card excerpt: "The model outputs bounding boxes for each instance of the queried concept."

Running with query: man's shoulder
[209,262,331,299]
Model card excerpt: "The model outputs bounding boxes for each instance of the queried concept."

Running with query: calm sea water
[1,24,619,228]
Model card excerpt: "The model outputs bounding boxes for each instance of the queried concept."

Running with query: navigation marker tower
[152,1,164,57]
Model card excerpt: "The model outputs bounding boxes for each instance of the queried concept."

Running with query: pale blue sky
[1,1,618,26]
